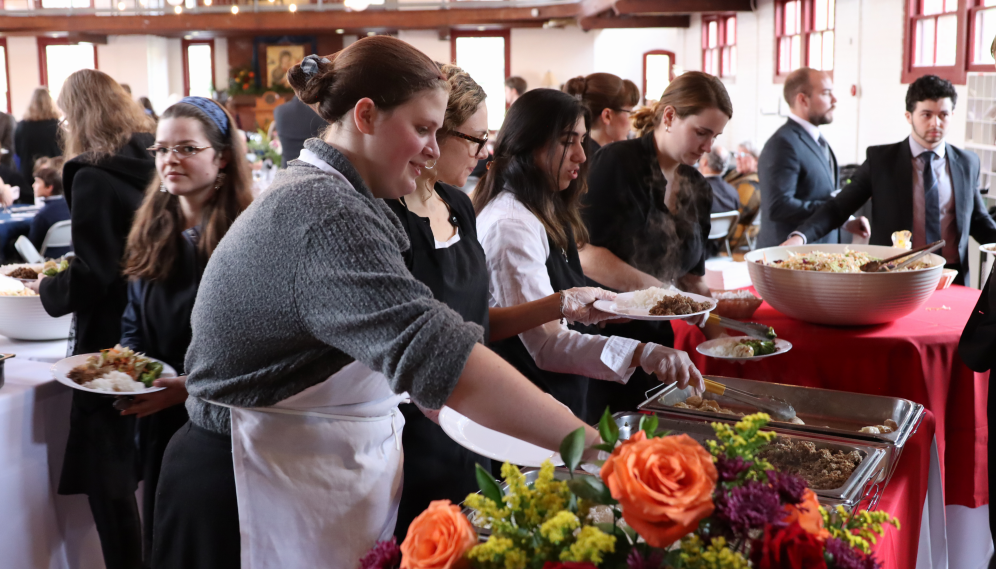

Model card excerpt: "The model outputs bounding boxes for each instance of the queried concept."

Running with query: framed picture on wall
[263,44,306,89]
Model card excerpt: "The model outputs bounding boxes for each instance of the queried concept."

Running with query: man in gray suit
[758,68,860,248]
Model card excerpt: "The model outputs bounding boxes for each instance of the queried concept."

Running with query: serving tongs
[707,313,776,340]
[860,240,944,273]
[703,377,797,422]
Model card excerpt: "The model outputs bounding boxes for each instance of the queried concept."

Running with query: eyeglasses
[611,108,634,115]
[147,145,211,159]
[447,130,489,156]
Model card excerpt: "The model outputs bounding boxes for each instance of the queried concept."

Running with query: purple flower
[824,538,881,569]
[359,537,401,569]
[714,481,785,535]
[767,470,809,505]
[716,456,753,482]
[627,548,665,569]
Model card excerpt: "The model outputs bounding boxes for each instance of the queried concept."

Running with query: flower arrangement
[227,67,294,96]
[362,410,899,569]
[246,129,282,166]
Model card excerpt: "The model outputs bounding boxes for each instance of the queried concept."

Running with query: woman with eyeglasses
[388,65,617,540]
[28,69,156,569]
[563,73,639,155]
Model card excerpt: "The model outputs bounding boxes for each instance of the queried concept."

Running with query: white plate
[52,354,176,395]
[593,290,717,321]
[696,337,793,361]
[438,406,564,468]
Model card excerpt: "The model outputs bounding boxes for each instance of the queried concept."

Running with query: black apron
[387,184,492,542]
[489,226,599,419]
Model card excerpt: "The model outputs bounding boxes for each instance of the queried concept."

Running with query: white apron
[224,151,408,568]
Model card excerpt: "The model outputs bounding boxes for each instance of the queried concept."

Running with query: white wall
[397,30,450,64]
[509,27,596,90]
[8,37,41,119]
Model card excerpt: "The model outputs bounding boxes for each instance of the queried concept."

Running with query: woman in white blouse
[473,88,703,419]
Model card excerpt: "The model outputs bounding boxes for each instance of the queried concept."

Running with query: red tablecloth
[675,285,988,510]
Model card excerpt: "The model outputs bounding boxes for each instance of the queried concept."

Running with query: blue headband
[178,96,230,137]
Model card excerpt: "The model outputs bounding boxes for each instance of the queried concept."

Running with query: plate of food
[696,337,793,361]
[53,344,175,394]
[438,406,564,468]
[1,259,69,283]
[593,286,717,321]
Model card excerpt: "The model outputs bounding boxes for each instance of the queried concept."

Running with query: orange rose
[400,500,477,569]
[781,489,830,540]
[601,431,717,548]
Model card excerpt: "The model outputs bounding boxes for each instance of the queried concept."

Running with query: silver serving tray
[613,412,888,510]
[638,376,924,488]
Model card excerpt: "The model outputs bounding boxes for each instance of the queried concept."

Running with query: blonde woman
[15,87,62,185]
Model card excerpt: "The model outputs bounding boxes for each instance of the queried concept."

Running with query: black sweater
[39,133,156,354]
[14,118,61,188]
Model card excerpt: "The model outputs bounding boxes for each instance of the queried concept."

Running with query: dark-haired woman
[563,73,639,156]
[117,96,252,565]
[579,71,732,421]
[27,69,156,569]
[474,88,703,421]
[152,37,601,569]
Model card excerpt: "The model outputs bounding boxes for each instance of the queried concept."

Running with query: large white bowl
[0,294,72,340]
[745,244,945,326]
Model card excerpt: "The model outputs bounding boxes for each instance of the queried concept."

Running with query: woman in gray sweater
[151,36,599,569]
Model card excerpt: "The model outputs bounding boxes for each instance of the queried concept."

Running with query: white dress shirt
[476,191,640,384]
[909,137,958,264]
[787,112,822,143]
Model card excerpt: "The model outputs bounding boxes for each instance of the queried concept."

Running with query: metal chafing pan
[613,412,888,511]
[638,376,924,488]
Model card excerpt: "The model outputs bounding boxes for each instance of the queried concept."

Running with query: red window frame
[702,14,737,78]
[182,38,216,97]
[968,0,996,72]
[642,50,675,104]
[37,37,99,89]
[902,0,968,84]
[448,30,511,80]
[774,0,836,82]
[0,39,10,114]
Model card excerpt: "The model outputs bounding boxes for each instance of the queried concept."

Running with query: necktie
[817,136,834,185]
[922,151,941,244]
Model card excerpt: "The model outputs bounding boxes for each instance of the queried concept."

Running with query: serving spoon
[703,377,798,423]
[859,240,944,273]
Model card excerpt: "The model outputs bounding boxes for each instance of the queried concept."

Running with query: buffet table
[675,284,992,568]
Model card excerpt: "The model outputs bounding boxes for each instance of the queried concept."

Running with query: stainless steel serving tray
[613,412,888,511]
[638,376,924,487]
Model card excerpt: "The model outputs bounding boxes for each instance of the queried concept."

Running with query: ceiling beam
[578,0,616,18]
[613,0,753,15]
[579,14,688,30]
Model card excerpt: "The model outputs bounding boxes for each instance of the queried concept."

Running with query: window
[40,0,92,7]
[450,30,509,132]
[643,50,675,104]
[37,38,97,102]
[775,0,835,79]
[0,39,9,114]
[702,14,737,78]
[903,0,968,83]
[969,0,996,71]
[183,39,215,98]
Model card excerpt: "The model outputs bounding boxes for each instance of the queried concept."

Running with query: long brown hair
[58,69,155,160]
[564,73,639,123]
[123,100,253,281]
[473,88,590,251]
[631,71,732,137]
[23,87,60,122]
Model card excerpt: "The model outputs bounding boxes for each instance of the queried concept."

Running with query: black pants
[138,405,189,563]
[152,422,240,569]
[89,494,142,569]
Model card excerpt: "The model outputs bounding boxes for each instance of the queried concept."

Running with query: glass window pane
[712,50,720,75]
[455,36,506,131]
[187,44,213,98]
[785,1,797,35]
[41,0,90,7]
[704,49,713,74]
[792,34,802,71]
[916,17,936,66]
[944,0,958,11]
[976,9,996,64]
[0,46,7,114]
[922,0,943,16]
[779,37,792,73]
[985,0,996,7]
[809,32,823,70]
[822,30,834,70]
[722,47,730,76]
[708,21,718,49]
[726,17,737,45]
[828,0,835,29]
[815,0,828,31]
[644,53,671,103]
[46,44,96,101]
[935,14,957,66]
[729,46,738,76]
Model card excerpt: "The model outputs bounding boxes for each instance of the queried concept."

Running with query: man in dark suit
[783,75,996,286]
[273,96,327,167]
[758,68,852,248]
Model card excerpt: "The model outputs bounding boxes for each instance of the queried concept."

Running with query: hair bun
[288,54,334,105]
[563,76,587,98]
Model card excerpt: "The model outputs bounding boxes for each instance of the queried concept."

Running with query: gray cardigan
[184,139,484,435]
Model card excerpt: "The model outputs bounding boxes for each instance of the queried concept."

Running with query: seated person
[699,148,740,213]
[726,141,761,248]
[782,75,996,286]
[28,164,70,257]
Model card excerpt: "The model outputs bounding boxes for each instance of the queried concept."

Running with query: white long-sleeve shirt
[476,191,640,383]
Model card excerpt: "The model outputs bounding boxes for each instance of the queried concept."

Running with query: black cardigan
[14,118,62,186]
[39,133,156,354]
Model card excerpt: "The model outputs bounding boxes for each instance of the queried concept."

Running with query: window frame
[182,38,216,98]
[774,0,836,83]
[37,37,99,90]
[968,0,996,73]
[702,13,737,78]
[902,0,969,84]
[0,39,9,114]
[642,49,676,104]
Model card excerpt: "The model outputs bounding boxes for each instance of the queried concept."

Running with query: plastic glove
[639,342,704,392]
[561,287,618,326]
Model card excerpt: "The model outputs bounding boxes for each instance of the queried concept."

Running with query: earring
[159,181,167,192]
[425,159,436,170]
[214,172,227,190]
[665,124,671,133]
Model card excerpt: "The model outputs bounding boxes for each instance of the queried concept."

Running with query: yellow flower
[680,535,750,569]
[539,511,580,544]
[559,526,615,564]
